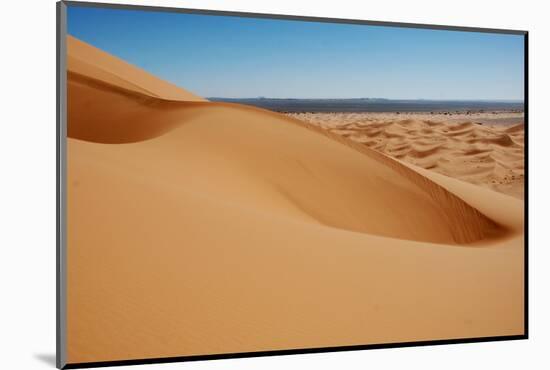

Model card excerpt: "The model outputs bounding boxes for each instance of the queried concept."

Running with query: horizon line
[207,97,525,102]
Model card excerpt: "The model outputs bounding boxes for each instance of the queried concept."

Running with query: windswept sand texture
[287,113,525,199]
[66,36,524,364]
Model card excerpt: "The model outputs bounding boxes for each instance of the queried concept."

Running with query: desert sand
[66,35,524,364]
[287,112,524,199]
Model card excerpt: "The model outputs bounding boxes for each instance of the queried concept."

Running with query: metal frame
[56,1,528,368]
[57,2,68,369]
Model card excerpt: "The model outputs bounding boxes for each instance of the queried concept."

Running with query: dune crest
[289,113,525,199]
[66,35,524,363]
[66,35,504,245]
[67,35,205,102]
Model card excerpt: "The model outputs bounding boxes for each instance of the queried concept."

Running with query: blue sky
[67,5,525,100]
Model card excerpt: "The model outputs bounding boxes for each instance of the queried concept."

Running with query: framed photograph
[57,1,528,368]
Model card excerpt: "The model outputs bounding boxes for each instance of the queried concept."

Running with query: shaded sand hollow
[287,113,525,199]
[66,35,525,364]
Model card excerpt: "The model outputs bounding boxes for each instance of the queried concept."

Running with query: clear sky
[67,5,525,100]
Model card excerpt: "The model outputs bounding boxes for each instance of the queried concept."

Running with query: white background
[0,0,548,369]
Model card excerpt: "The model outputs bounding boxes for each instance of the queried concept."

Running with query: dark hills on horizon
[208,97,524,113]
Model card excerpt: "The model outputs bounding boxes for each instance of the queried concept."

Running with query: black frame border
[57,1,529,368]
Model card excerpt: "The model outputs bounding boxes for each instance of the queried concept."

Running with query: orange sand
[288,113,524,199]
[66,35,525,364]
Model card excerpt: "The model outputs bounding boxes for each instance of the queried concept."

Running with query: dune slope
[288,113,525,199]
[67,35,206,102]
[66,36,524,364]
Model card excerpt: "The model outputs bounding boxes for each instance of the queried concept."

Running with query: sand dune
[66,36,524,364]
[67,36,205,102]
[288,113,525,199]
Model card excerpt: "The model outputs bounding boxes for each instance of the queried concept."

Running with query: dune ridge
[66,35,524,363]
[67,36,206,101]
[288,113,525,199]
[67,49,503,244]
[279,116,506,243]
